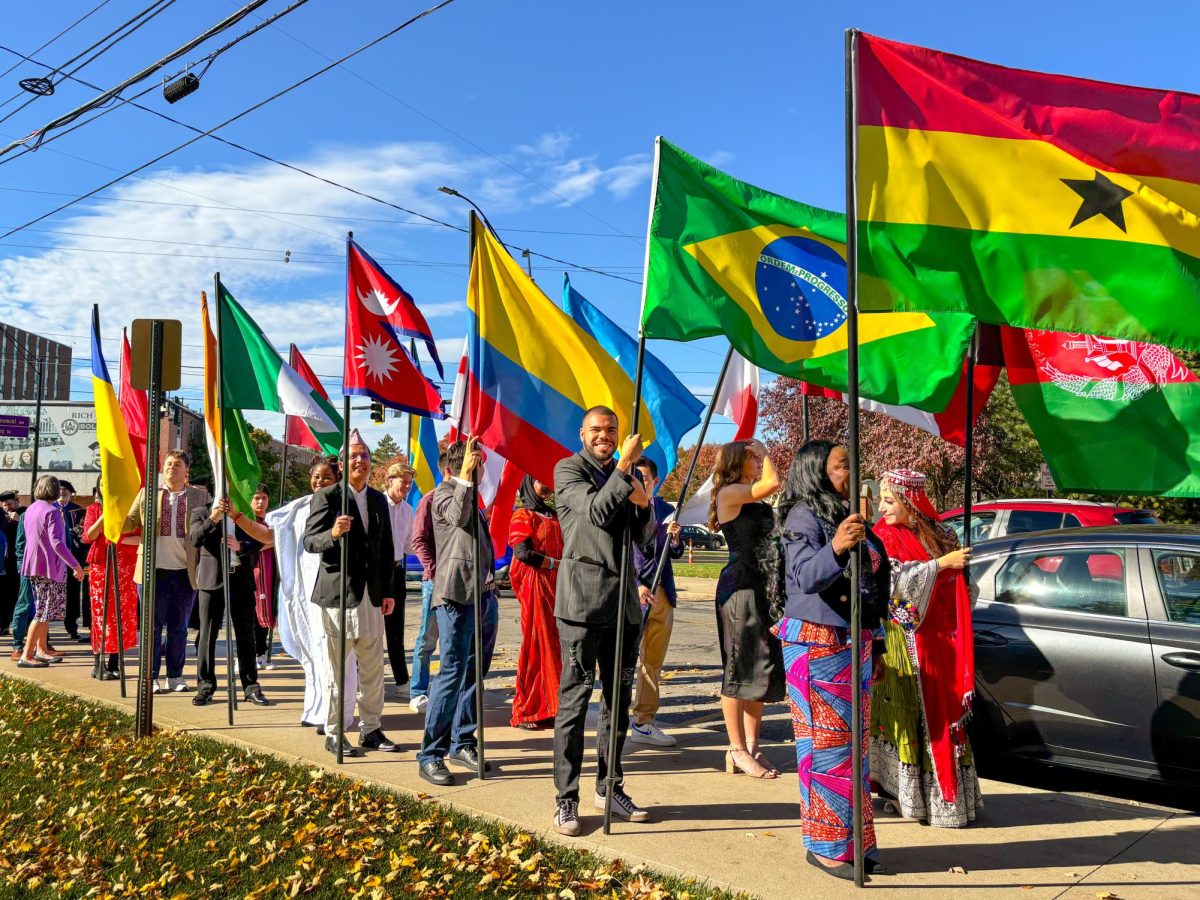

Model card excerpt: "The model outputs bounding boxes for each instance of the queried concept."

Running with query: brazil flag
[641,137,977,411]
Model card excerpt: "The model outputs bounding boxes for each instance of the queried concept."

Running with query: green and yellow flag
[857,33,1200,351]
[641,137,975,411]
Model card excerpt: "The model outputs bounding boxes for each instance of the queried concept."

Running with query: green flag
[641,137,976,410]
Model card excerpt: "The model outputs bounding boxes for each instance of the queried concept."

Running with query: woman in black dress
[711,439,786,779]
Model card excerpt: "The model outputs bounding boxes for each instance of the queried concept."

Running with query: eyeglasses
[347,451,371,461]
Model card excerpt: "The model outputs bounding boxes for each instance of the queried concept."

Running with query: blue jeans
[10,576,33,650]
[146,569,195,679]
[417,591,498,765]
[410,580,439,697]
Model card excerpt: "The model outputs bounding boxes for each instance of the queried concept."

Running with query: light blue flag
[562,275,704,490]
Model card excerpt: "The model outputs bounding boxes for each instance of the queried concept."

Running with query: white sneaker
[168,677,190,693]
[408,695,428,713]
[594,787,649,823]
[151,679,163,695]
[629,721,676,747]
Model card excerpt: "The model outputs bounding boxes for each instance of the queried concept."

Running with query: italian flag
[1003,329,1200,497]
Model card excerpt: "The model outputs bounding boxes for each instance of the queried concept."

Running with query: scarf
[517,475,555,518]
[874,519,975,805]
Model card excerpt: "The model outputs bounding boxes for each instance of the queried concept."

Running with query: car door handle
[1161,652,1200,672]
[975,630,1009,647]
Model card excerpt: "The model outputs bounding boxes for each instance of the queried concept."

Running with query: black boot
[90,654,103,679]
[98,652,119,680]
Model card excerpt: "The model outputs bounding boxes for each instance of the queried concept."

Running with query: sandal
[725,746,777,779]
[748,744,780,777]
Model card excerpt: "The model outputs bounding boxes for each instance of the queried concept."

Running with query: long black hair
[776,440,847,527]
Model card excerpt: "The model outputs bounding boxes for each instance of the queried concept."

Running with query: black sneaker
[447,746,491,772]
[554,798,581,836]
[594,786,649,822]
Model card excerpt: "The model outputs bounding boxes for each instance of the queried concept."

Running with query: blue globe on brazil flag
[755,236,848,342]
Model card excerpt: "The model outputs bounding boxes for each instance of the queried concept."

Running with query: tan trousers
[322,604,386,739]
[633,589,674,725]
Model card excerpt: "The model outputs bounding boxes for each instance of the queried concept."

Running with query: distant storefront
[0,401,100,498]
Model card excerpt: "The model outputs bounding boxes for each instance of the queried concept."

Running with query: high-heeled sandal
[725,746,777,778]
[747,744,780,777]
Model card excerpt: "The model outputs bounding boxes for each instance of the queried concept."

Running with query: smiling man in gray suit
[551,405,655,836]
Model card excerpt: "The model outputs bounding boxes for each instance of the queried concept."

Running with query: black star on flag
[1062,170,1133,232]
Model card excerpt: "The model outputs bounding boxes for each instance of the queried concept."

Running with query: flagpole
[110,542,128,696]
[135,319,164,739]
[97,535,112,681]
[802,393,811,443]
[845,27,867,889]
[336,232,353,767]
[467,212,487,781]
[604,335,646,834]
[214,273,237,727]
[647,344,734,595]
[962,329,978,549]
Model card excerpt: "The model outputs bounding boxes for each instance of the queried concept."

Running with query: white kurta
[267,496,358,729]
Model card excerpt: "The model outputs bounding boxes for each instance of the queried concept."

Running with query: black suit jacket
[553,450,655,627]
[302,482,393,609]
[188,505,254,592]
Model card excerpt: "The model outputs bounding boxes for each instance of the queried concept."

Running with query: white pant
[321,603,385,739]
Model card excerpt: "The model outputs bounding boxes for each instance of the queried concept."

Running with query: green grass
[0,676,746,899]
[672,563,723,580]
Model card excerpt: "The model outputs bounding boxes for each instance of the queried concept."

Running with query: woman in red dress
[82,486,139,680]
[507,476,563,729]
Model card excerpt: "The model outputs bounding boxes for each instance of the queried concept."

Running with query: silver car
[969,525,1200,785]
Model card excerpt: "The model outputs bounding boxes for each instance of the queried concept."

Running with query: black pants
[553,618,640,802]
[383,561,408,686]
[196,577,258,694]
[0,570,18,633]
[65,571,89,633]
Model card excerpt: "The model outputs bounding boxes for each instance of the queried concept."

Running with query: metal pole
[962,330,979,549]
[647,345,735,595]
[135,321,164,739]
[802,393,811,444]
[215,273,237,726]
[467,212,487,781]
[604,336,646,834]
[98,532,112,679]
[844,27,866,888]
[336,393,351,764]
[278,431,290,507]
[29,360,43,500]
[110,542,127,697]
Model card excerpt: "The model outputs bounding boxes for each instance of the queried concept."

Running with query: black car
[968,525,1200,786]
[678,525,725,551]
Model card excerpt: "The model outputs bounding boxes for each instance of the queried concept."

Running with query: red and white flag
[119,329,148,482]
[677,350,760,526]
[285,344,339,452]
[447,337,509,507]
[344,239,444,418]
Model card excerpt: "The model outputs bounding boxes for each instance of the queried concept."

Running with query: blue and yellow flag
[90,307,141,543]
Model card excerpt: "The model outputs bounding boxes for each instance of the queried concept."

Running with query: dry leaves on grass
[0,676,741,900]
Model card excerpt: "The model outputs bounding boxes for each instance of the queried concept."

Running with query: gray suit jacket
[431,478,494,608]
[553,450,655,627]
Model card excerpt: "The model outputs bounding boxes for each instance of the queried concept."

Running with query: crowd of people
[2,410,981,882]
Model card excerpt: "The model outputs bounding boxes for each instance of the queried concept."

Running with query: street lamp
[436,186,510,251]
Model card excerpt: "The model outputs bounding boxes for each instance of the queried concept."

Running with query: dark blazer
[781,504,890,630]
[553,450,655,627]
[188,505,254,592]
[430,478,494,608]
[302,482,393,609]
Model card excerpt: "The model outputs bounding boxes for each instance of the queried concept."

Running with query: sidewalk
[11,610,1198,900]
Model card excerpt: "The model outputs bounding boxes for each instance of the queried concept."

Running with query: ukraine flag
[90,306,141,543]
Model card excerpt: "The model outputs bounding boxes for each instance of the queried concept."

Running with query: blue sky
[2,0,1199,451]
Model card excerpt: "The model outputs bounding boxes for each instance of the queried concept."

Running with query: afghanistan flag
[1003,329,1200,497]
[857,32,1200,352]
[642,137,976,411]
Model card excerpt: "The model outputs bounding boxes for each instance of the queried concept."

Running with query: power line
[0,0,115,82]
[0,0,182,129]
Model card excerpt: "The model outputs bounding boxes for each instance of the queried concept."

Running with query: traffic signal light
[370,401,385,424]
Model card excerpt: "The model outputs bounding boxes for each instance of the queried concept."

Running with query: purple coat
[20,499,78,582]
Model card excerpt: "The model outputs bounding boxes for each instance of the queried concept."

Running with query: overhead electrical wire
[0,0,115,83]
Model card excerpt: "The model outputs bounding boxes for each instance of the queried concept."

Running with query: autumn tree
[660,443,721,502]
[373,434,400,468]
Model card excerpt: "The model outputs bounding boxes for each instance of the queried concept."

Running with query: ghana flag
[857,32,1200,352]
[642,137,975,411]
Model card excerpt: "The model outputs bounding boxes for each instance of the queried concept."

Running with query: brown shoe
[10,649,21,662]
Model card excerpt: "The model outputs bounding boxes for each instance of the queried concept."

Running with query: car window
[1115,511,1163,525]
[1063,514,1082,528]
[944,512,997,544]
[1151,550,1200,625]
[995,548,1128,617]
[1005,510,1066,534]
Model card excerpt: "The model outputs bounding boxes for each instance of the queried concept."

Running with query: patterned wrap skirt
[775,616,877,863]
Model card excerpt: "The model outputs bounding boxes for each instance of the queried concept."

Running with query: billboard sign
[0,402,99,473]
